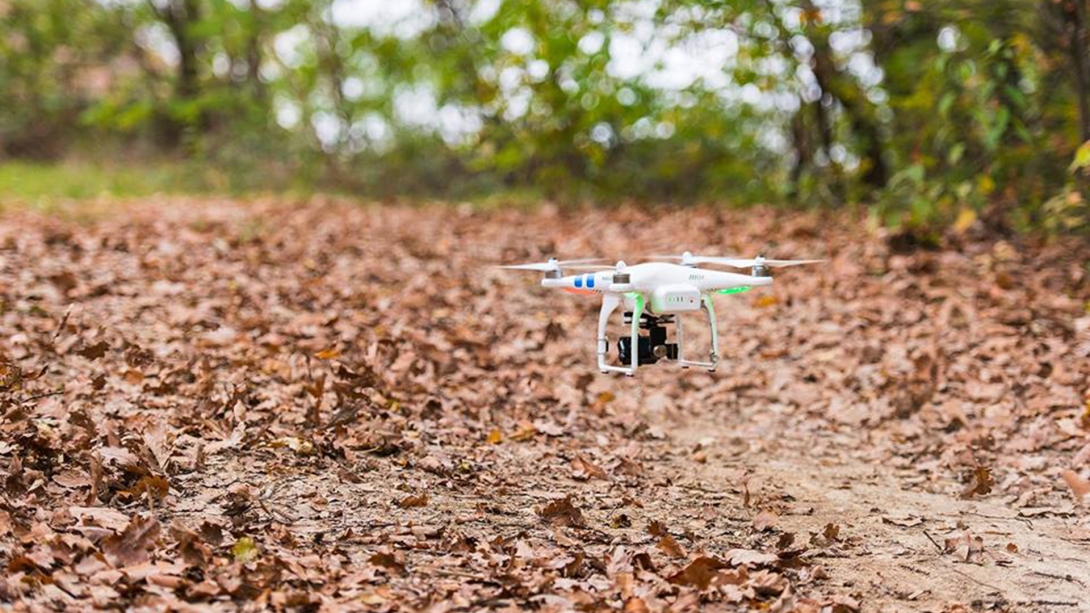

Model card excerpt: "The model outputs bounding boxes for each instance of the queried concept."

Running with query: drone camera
[617,313,679,365]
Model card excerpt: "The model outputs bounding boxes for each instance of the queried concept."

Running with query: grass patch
[0,159,629,215]
[0,161,200,208]
[0,160,552,212]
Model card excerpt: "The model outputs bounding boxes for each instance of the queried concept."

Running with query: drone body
[501,252,821,376]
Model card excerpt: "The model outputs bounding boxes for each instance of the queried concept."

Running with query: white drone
[500,252,823,376]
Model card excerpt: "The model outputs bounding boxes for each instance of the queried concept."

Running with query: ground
[1,198,1089,612]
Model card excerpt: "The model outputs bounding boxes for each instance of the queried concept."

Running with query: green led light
[717,286,752,295]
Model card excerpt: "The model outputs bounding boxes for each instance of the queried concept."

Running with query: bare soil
[1,199,1088,612]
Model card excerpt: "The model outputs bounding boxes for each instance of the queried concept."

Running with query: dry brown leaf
[752,509,778,531]
[1060,470,1090,503]
[76,341,110,360]
[103,515,161,568]
[571,454,607,480]
[725,548,779,567]
[53,469,91,489]
[538,496,586,528]
[70,506,130,532]
[656,534,686,558]
[4,197,1089,610]
[369,551,406,575]
[510,424,536,442]
[667,556,728,590]
[961,465,995,498]
[398,493,429,508]
[127,475,170,504]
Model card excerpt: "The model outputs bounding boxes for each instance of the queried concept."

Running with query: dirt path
[671,419,1090,612]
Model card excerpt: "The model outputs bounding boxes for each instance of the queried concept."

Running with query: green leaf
[948,143,965,165]
[232,537,259,563]
[938,92,955,116]
[1070,141,1090,172]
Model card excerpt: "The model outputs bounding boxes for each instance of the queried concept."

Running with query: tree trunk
[152,0,202,145]
[245,0,267,105]
[1069,0,1090,142]
[801,0,887,189]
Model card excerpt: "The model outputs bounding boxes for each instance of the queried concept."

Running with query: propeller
[498,257,609,273]
[564,264,618,271]
[647,251,824,269]
[566,260,628,271]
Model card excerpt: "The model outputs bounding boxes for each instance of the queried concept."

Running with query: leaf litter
[0,199,1088,611]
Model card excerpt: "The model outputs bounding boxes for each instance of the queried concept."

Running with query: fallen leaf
[754,294,780,308]
[571,454,607,480]
[232,537,259,563]
[752,509,778,531]
[70,506,130,532]
[53,469,92,489]
[1061,470,1090,503]
[882,514,923,528]
[127,475,170,503]
[961,465,995,498]
[398,493,429,508]
[270,436,315,456]
[725,548,779,567]
[667,556,728,590]
[169,523,211,568]
[647,520,668,537]
[103,515,161,567]
[538,496,586,528]
[656,534,686,558]
[369,551,405,574]
[76,341,110,360]
[510,424,536,442]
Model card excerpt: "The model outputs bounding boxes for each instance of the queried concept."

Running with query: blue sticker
[586,274,595,288]
[574,276,582,288]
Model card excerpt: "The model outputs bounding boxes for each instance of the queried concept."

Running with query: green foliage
[1042,141,1090,232]
[0,0,1088,234]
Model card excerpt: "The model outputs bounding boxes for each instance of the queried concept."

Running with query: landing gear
[677,294,720,373]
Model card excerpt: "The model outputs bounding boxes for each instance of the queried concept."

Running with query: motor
[617,313,678,365]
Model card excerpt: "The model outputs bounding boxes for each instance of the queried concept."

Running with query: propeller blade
[688,257,755,268]
[688,256,826,268]
[564,265,616,271]
[557,258,610,265]
[497,257,610,272]
[498,263,556,271]
[761,258,826,267]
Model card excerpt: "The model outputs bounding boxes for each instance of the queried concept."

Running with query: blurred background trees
[1,0,1087,236]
